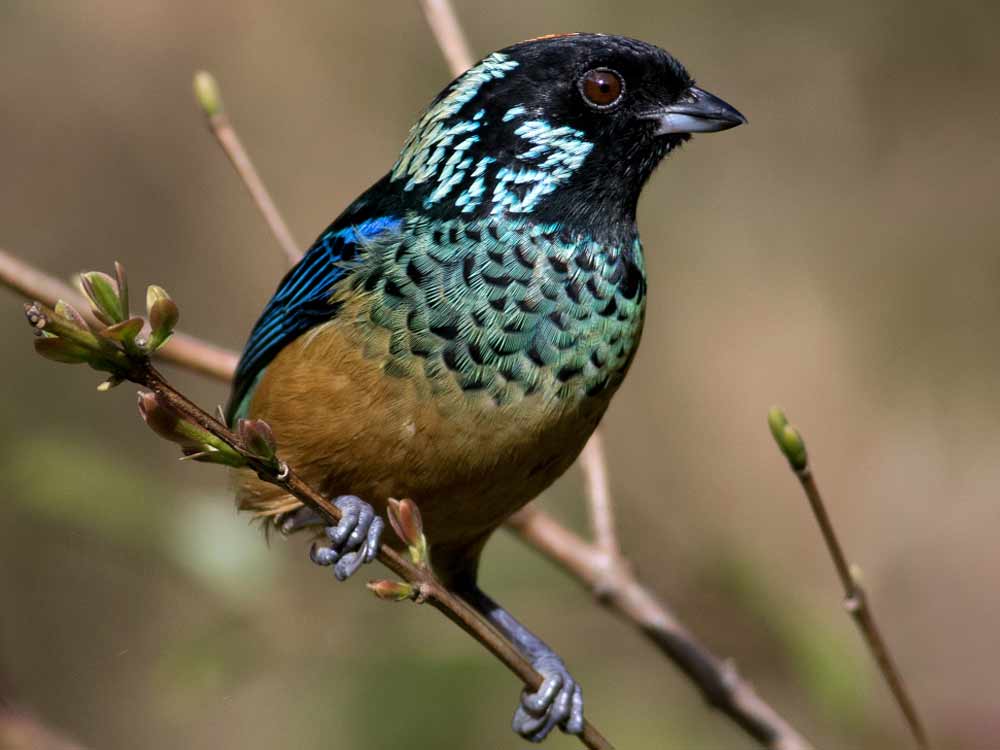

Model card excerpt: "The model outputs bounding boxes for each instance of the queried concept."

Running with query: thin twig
[798,469,929,749]
[0,707,87,750]
[579,430,620,559]
[417,0,475,76]
[0,248,236,380]
[507,507,816,750]
[192,72,302,266]
[769,409,930,749]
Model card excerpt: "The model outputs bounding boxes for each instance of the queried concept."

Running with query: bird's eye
[580,68,624,108]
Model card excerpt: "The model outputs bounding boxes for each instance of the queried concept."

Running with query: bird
[226,32,744,742]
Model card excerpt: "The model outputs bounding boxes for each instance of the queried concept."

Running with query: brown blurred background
[2,1,999,748]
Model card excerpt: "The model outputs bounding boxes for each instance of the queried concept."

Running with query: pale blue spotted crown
[390,53,595,216]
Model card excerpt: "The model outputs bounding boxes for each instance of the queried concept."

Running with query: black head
[389,33,744,238]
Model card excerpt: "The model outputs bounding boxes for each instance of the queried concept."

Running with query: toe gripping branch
[309,495,384,581]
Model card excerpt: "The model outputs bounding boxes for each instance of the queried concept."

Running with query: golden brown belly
[236,303,612,559]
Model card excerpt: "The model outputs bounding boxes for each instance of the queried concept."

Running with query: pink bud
[237,418,277,461]
[366,580,414,601]
[387,498,424,548]
[137,391,193,447]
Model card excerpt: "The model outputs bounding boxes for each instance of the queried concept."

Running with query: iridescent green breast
[334,214,645,409]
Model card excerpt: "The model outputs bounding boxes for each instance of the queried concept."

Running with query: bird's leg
[460,585,584,742]
[308,495,384,581]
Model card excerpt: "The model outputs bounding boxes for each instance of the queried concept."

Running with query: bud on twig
[26,266,188,388]
[54,300,89,332]
[24,301,127,371]
[193,71,224,117]
[114,261,131,321]
[97,375,124,392]
[78,271,125,325]
[146,285,179,351]
[100,316,145,354]
[33,335,94,364]
[237,418,278,465]
[767,406,808,471]
[366,579,416,602]
[387,497,429,567]
[137,391,245,467]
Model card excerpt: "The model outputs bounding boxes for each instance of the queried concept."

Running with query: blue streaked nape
[388,51,594,218]
[391,52,518,190]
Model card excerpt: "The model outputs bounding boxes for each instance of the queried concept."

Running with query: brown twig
[192,72,302,266]
[579,429,620,560]
[797,470,929,748]
[0,707,87,750]
[768,409,930,749]
[417,0,475,75]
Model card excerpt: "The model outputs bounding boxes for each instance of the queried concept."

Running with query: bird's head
[390,33,745,238]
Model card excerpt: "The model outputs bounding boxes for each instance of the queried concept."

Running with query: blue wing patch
[227,216,402,423]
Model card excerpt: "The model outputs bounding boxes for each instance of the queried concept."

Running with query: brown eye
[580,68,624,108]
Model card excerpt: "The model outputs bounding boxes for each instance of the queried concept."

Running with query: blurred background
[2,1,999,748]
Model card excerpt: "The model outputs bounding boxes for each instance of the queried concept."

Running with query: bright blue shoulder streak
[227,216,401,423]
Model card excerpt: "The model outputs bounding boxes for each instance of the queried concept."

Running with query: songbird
[227,33,744,742]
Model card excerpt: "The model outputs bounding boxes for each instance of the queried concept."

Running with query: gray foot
[308,495,383,581]
[513,653,584,742]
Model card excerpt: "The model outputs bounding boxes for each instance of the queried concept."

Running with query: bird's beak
[649,86,747,135]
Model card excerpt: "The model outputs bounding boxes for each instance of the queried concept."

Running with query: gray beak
[649,86,747,135]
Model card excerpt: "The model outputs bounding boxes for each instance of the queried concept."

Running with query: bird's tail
[232,468,305,530]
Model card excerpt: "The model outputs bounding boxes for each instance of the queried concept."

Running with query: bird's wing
[226,214,403,423]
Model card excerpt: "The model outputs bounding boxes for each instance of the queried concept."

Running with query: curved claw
[512,654,583,742]
[309,495,383,582]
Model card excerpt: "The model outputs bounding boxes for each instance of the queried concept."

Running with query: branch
[22,287,614,750]
[579,429,620,560]
[417,0,475,76]
[768,408,931,749]
[192,72,302,266]
[0,707,87,750]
